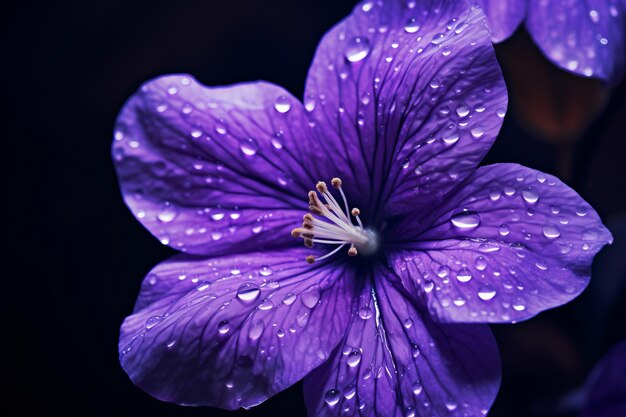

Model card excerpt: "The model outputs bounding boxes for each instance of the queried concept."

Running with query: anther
[316,181,328,193]
[304,238,314,248]
[306,255,316,264]
[331,178,342,188]
[348,246,358,256]
[351,208,360,217]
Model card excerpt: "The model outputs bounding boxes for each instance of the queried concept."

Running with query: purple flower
[476,0,626,84]
[113,0,612,415]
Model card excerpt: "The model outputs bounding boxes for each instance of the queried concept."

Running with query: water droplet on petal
[450,211,481,229]
[456,104,470,117]
[445,400,458,411]
[347,350,362,367]
[456,268,473,283]
[404,18,420,33]
[301,284,321,308]
[470,126,485,138]
[475,256,487,271]
[478,286,496,301]
[442,125,460,144]
[248,320,264,340]
[345,37,371,62]
[237,282,261,302]
[157,204,178,223]
[521,186,539,204]
[324,389,341,406]
[218,320,230,334]
[412,381,423,395]
[499,224,510,236]
[145,315,162,329]
[431,32,446,45]
[282,293,296,305]
[359,306,373,319]
[542,225,561,239]
[240,138,259,156]
[274,96,291,113]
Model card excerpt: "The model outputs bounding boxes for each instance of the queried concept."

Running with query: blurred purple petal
[475,0,527,42]
[303,268,500,417]
[113,75,321,255]
[305,0,507,216]
[526,0,626,84]
[582,341,626,417]
[119,248,355,408]
[388,163,613,323]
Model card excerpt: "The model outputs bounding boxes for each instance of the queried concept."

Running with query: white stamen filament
[292,178,377,263]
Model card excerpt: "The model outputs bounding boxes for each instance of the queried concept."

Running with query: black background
[4,1,625,416]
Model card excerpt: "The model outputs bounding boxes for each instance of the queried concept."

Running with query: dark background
[3,1,625,416]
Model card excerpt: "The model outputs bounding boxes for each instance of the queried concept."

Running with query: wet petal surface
[527,0,626,84]
[304,268,500,417]
[113,75,321,255]
[475,0,527,42]
[388,163,612,323]
[305,0,507,218]
[119,248,354,408]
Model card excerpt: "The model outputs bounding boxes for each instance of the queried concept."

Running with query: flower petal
[582,341,626,417]
[475,0,527,42]
[304,0,507,217]
[388,163,613,323]
[303,268,500,417]
[119,248,355,409]
[526,0,626,84]
[113,75,321,255]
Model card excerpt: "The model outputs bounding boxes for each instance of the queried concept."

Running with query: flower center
[291,178,378,263]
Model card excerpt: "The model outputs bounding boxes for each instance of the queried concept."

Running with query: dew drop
[403,318,413,328]
[445,400,458,411]
[359,306,373,319]
[499,224,510,236]
[345,37,371,62]
[218,320,230,334]
[489,188,502,201]
[470,126,485,138]
[145,315,162,329]
[521,186,539,203]
[282,293,296,305]
[456,268,473,283]
[475,256,487,271]
[412,381,423,395]
[240,138,259,156]
[478,287,496,301]
[436,265,450,278]
[325,389,341,406]
[456,104,470,117]
[260,266,273,276]
[347,350,362,367]
[542,225,561,239]
[404,18,420,33]
[215,122,228,135]
[442,125,460,144]
[301,284,321,308]
[479,242,500,253]
[450,211,481,229]
[248,320,265,340]
[431,32,446,45]
[274,96,292,113]
[258,299,274,311]
[236,282,261,302]
[157,204,178,223]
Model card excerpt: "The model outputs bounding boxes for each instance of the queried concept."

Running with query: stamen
[291,178,378,263]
